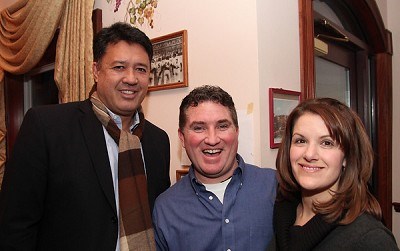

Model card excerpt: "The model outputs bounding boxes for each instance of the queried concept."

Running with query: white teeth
[302,165,320,171]
[121,90,135,94]
[203,149,221,154]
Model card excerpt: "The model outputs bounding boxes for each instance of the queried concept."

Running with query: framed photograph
[269,88,301,149]
[149,30,188,91]
[176,168,189,181]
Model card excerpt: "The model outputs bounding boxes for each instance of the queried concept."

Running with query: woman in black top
[270,98,398,251]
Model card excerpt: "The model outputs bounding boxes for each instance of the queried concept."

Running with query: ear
[178,128,185,148]
[93,62,99,83]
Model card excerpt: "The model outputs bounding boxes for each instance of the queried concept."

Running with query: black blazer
[0,100,170,250]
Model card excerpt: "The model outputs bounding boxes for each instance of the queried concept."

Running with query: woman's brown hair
[276,98,382,224]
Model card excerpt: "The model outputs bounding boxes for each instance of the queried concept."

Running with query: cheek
[289,146,301,163]
[331,155,346,172]
[184,134,204,147]
[224,130,239,144]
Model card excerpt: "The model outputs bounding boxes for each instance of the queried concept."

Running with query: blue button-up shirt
[153,154,277,251]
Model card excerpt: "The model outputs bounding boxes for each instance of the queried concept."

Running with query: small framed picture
[176,168,189,181]
[269,88,301,149]
[149,30,188,91]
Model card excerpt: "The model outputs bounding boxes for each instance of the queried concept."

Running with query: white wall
[256,0,301,168]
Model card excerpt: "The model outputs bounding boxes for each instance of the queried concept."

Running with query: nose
[303,143,318,161]
[122,69,138,85]
[204,128,220,145]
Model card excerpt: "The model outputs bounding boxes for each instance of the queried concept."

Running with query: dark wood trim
[386,30,393,55]
[298,0,315,100]
[393,203,400,213]
[92,8,103,34]
[375,52,393,228]
[345,0,387,53]
[4,73,24,159]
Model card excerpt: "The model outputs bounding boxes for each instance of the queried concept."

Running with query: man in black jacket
[0,22,170,250]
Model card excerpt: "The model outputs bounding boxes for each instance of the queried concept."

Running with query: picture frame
[149,30,188,91]
[269,88,301,149]
[176,167,189,181]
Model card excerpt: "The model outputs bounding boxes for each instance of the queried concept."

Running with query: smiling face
[178,101,239,184]
[290,113,346,201]
[93,41,150,127]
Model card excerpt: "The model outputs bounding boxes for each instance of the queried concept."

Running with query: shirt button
[209,196,213,200]
[111,216,118,224]
[225,218,230,224]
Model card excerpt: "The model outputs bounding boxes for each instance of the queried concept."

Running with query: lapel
[78,100,117,214]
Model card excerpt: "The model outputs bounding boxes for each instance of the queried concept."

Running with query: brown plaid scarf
[90,93,155,251]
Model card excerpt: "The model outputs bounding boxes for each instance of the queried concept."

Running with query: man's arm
[0,108,48,249]
[152,202,169,251]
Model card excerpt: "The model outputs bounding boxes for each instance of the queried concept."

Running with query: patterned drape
[0,0,94,188]
[55,0,95,103]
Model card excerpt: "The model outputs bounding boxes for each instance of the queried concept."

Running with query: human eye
[136,66,147,73]
[321,139,336,148]
[191,124,205,133]
[217,122,230,130]
[112,65,125,71]
[291,135,306,145]
[135,63,149,73]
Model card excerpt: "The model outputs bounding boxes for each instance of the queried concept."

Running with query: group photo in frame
[149,30,188,91]
[269,88,301,149]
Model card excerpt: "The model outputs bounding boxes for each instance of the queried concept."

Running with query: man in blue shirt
[153,85,277,251]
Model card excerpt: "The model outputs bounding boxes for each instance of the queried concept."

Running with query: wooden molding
[393,202,400,213]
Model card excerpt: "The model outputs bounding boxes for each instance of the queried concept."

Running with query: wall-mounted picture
[269,88,301,149]
[149,30,188,91]
[176,168,189,181]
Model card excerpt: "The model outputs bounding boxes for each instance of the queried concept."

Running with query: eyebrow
[188,119,232,127]
[110,60,149,67]
[292,132,332,139]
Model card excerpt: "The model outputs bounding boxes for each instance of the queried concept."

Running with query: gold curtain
[55,0,94,103]
[0,0,95,187]
[0,0,66,74]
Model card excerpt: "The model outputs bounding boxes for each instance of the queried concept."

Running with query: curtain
[0,0,94,188]
[55,0,94,103]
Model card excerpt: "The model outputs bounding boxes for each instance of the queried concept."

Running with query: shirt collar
[189,154,244,192]
[106,108,140,132]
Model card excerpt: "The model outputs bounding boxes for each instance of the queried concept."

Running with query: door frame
[299,0,393,228]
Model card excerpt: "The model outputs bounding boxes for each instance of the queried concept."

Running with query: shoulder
[239,163,277,197]
[143,120,169,138]
[28,100,90,117]
[154,176,191,209]
[242,163,277,182]
[317,214,398,250]
[23,100,91,125]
